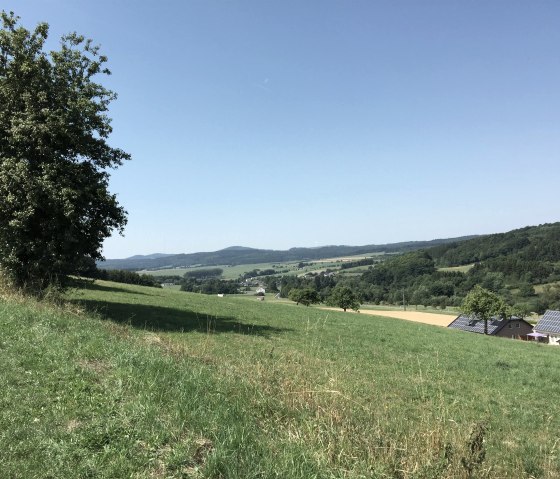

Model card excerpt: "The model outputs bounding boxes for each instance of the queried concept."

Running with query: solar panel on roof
[535,310,560,334]
[448,314,505,335]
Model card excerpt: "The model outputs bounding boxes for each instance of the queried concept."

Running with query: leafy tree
[93,269,161,288]
[328,285,361,312]
[0,11,129,291]
[288,287,319,306]
[461,285,508,335]
[541,284,560,311]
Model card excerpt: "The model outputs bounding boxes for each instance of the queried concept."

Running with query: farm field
[2,280,560,478]
[139,253,382,280]
[534,281,560,294]
[139,262,283,280]
[320,307,457,327]
[359,303,461,315]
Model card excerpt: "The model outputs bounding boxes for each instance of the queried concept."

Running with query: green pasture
[437,264,475,273]
[139,262,283,280]
[534,281,560,294]
[2,280,559,478]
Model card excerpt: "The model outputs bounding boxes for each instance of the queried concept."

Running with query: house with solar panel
[534,310,560,345]
[448,314,533,339]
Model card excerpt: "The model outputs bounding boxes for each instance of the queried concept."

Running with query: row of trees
[91,269,161,288]
[288,285,361,311]
[287,280,518,335]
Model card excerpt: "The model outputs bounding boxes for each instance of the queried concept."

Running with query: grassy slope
[2,281,560,478]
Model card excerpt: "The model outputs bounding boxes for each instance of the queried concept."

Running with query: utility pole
[403,290,406,311]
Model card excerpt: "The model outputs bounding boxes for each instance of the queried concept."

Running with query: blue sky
[5,1,560,258]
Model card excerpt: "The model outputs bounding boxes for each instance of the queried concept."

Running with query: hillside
[99,236,477,271]
[430,222,560,268]
[349,223,560,312]
[2,280,560,477]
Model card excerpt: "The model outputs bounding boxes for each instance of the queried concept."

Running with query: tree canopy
[0,11,129,291]
[328,285,361,312]
[288,287,320,306]
[461,285,508,335]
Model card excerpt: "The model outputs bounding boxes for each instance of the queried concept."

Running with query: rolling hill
[99,236,478,271]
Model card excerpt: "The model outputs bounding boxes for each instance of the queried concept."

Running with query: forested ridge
[99,236,476,271]
[430,222,560,269]
[273,223,560,314]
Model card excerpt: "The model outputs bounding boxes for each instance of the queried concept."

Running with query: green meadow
[141,262,286,280]
[2,280,560,478]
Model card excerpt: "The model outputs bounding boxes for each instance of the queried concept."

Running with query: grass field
[140,262,284,280]
[2,280,560,478]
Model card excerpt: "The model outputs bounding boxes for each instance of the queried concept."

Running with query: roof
[448,314,526,335]
[534,310,560,334]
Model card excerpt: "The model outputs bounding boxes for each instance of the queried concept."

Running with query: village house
[533,310,560,345]
[448,314,533,339]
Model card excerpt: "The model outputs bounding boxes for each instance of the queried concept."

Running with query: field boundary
[320,307,456,327]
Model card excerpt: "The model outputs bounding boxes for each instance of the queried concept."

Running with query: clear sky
[5,1,560,258]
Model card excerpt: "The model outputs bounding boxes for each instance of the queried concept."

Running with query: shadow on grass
[69,279,153,296]
[73,298,291,337]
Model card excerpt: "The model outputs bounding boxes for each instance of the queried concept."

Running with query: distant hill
[429,222,560,269]
[125,253,178,260]
[98,236,477,271]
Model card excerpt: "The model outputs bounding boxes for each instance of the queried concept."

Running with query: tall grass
[1,280,559,477]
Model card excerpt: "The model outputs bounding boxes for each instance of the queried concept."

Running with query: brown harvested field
[321,307,456,327]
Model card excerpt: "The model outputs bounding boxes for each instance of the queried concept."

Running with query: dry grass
[321,306,456,327]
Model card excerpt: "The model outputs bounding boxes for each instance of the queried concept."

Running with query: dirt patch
[77,359,110,374]
[66,419,81,432]
[321,307,456,327]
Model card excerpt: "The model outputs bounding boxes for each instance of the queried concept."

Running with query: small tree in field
[0,12,129,292]
[462,285,508,335]
[288,287,320,306]
[328,285,361,312]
